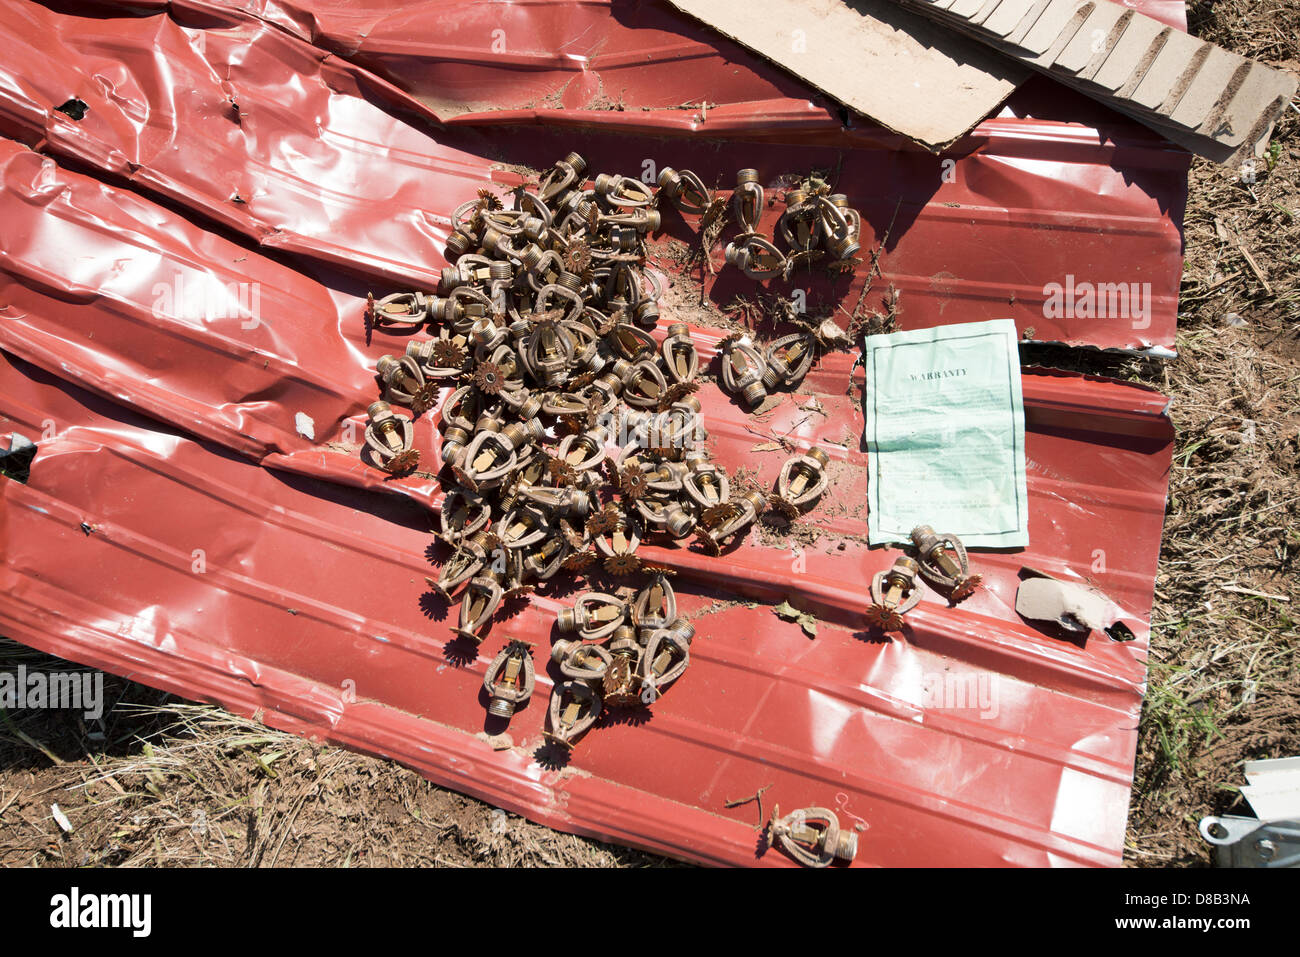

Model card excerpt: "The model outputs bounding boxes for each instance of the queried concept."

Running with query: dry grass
[0,640,666,867]
[1119,0,1300,866]
[2,1,1297,868]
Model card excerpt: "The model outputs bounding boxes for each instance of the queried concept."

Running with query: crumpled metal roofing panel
[0,0,1180,865]
[0,0,1188,350]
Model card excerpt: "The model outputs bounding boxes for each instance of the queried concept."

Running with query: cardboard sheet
[665,0,1028,149]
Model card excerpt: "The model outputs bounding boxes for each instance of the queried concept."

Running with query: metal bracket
[1199,815,1300,868]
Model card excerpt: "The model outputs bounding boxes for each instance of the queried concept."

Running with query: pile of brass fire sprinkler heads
[359,153,840,727]
[715,168,863,411]
[544,573,698,749]
[723,167,862,282]
[862,524,984,633]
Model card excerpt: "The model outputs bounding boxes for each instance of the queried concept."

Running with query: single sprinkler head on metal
[732,168,764,235]
[554,427,608,475]
[695,488,766,554]
[483,640,535,719]
[662,501,698,538]
[552,639,614,682]
[537,153,587,206]
[458,429,518,488]
[522,534,570,580]
[407,335,468,380]
[518,484,590,520]
[556,592,628,642]
[429,536,490,598]
[818,193,862,264]
[372,291,433,328]
[454,574,505,642]
[864,556,923,633]
[632,574,677,631]
[683,461,730,511]
[596,207,661,233]
[376,353,438,414]
[767,804,858,868]
[497,504,550,551]
[438,488,492,545]
[523,318,576,387]
[546,679,602,749]
[909,525,983,602]
[606,322,657,363]
[498,385,542,421]
[619,359,668,409]
[591,510,642,563]
[601,631,644,707]
[775,447,831,511]
[641,626,690,689]
[762,332,816,391]
[443,227,477,262]
[656,166,712,215]
[777,190,816,250]
[642,459,688,494]
[496,416,542,453]
[364,400,419,474]
[594,173,654,210]
[719,336,770,409]
[660,321,700,384]
[724,234,786,281]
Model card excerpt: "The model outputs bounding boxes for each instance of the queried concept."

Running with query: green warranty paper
[863,318,1028,548]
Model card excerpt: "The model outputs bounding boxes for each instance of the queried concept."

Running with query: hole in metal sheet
[54,98,88,121]
[1105,621,1136,642]
[0,432,36,483]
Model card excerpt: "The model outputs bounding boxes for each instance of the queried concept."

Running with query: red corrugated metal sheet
[0,0,1182,866]
[0,0,1188,350]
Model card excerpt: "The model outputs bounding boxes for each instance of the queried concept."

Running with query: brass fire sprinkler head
[694,489,767,555]
[364,401,419,474]
[454,573,505,642]
[641,626,690,690]
[438,487,491,544]
[601,629,644,707]
[864,556,923,633]
[723,235,786,281]
[546,679,602,749]
[767,804,858,868]
[376,353,439,415]
[909,525,983,603]
[732,168,764,236]
[556,592,628,642]
[371,291,433,329]
[551,639,613,682]
[656,167,712,216]
[719,335,770,409]
[428,533,492,598]
[483,640,535,720]
[762,332,816,391]
[775,447,831,512]
[632,574,677,633]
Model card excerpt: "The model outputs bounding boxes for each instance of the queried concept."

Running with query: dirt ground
[1,0,1296,868]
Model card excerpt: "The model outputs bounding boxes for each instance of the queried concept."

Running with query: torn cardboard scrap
[863,318,1028,548]
[665,0,1028,149]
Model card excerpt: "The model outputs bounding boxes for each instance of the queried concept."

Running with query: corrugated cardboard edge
[888,0,1298,164]
[665,0,1029,150]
